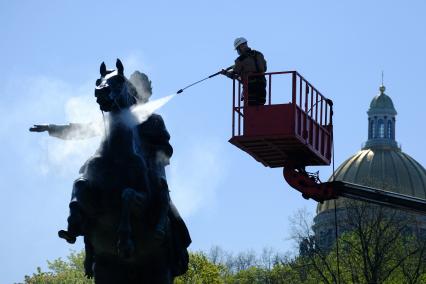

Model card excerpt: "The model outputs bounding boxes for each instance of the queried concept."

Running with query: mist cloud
[1,72,227,218]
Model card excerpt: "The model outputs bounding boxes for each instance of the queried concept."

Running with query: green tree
[174,252,225,284]
[23,251,92,284]
[25,251,226,284]
[290,203,426,284]
[227,266,269,284]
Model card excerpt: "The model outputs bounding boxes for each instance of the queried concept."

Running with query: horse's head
[95,59,137,112]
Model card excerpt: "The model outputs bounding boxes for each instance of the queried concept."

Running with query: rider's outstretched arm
[29,123,101,140]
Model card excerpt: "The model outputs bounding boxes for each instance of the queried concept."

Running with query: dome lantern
[365,84,398,149]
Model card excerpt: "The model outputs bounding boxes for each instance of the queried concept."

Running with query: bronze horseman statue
[30,59,191,283]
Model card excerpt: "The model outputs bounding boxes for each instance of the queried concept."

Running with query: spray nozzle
[177,89,183,94]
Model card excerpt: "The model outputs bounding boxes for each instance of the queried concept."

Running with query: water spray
[176,66,233,94]
[112,66,235,125]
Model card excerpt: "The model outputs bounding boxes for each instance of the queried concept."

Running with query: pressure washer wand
[176,66,233,94]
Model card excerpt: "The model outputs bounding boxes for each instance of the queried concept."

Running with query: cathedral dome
[313,82,426,251]
[316,83,426,214]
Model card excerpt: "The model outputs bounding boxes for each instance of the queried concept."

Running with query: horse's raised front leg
[117,187,148,258]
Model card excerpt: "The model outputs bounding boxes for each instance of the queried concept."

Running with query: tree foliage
[174,252,225,284]
[23,251,92,284]
[23,203,426,283]
[290,203,426,284]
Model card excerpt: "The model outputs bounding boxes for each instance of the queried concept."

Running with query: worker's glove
[221,70,236,79]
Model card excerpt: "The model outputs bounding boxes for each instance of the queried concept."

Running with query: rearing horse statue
[54,60,189,283]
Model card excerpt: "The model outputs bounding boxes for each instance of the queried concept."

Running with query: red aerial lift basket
[229,71,333,168]
[228,72,426,212]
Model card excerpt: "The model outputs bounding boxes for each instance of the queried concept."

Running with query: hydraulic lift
[228,71,426,214]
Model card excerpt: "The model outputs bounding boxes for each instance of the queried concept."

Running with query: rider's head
[129,71,152,104]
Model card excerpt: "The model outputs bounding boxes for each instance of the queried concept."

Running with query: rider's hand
[29,124,49,132]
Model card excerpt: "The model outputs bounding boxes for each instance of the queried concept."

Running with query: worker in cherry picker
[221,37,267,106]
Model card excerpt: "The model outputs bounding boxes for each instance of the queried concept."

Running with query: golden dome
[317,147,426,213]
[317,84,426,214]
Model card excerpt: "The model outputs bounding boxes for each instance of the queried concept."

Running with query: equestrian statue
[30,59,191,283]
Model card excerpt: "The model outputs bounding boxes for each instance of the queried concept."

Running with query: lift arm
[283,167,426,214]
[333,181,426,214]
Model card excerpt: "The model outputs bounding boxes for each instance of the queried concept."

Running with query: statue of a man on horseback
[30,59,191,283]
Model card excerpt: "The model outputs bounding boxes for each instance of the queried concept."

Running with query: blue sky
[1,0,426,282]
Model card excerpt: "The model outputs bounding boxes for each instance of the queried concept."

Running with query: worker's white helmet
[234,37,247,49]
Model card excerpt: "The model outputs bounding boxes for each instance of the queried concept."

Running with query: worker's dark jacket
[233,48,267,105]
